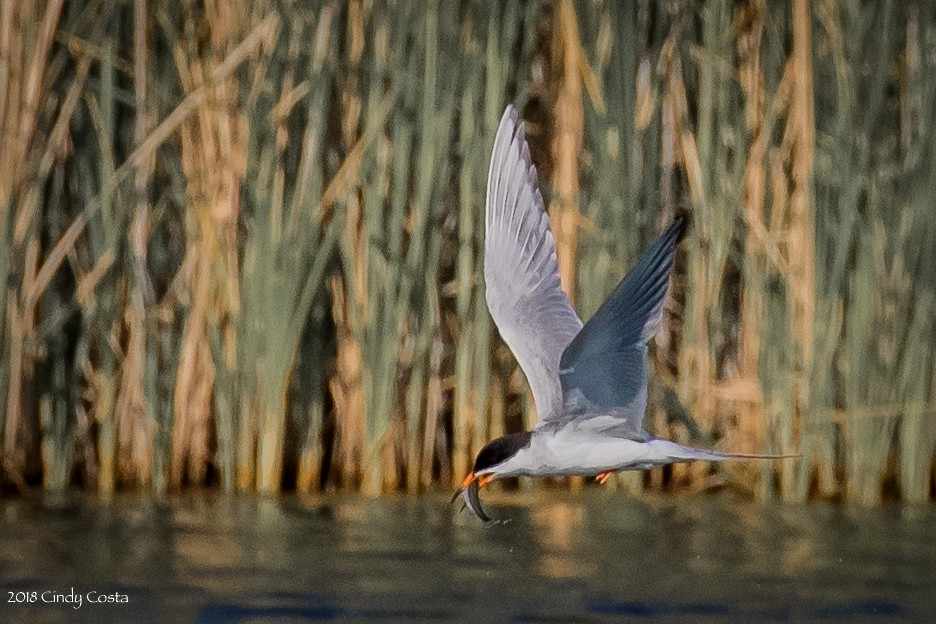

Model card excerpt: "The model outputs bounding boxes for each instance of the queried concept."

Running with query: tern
[456,106,793,525]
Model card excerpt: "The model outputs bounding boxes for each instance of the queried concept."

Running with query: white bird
[456,105,793,525]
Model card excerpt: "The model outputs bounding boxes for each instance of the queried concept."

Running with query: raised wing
[484,106,583,422]
[555,219,685,434]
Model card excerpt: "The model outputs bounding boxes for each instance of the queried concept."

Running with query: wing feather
[557,219,685,433]
[484,106,583,422]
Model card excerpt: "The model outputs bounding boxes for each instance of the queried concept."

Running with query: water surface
[1,491,933,623]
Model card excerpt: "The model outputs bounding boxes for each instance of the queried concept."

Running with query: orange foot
[595,471,614,485]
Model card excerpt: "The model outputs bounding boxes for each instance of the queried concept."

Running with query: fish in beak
[452,432,531,526]
[451,473,502,527]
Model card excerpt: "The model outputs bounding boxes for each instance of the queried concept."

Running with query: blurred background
[1,0,935,507]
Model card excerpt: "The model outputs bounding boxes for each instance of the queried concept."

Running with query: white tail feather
[647,439,799,465]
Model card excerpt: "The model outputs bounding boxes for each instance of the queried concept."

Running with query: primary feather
[484,106,583,423]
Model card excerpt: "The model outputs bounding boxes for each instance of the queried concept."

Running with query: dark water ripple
[1,492,933,623]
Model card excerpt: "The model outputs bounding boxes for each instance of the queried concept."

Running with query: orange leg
[595,471,614,485]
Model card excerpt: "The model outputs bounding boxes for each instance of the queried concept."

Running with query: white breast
[490,428,653,478]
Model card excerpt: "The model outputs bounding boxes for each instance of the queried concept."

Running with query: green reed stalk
[85,36,123,493]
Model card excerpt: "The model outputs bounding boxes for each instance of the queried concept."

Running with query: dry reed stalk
[171,3,248,490]
[330,274,365,489]
[0,0,64,205]
[116,0,157,490]
[0,0,65,486]
[734,0,768,479]
[550,0,583,300]
[788,0,816,364]
[772,0,815,496]
[329,0,368,491]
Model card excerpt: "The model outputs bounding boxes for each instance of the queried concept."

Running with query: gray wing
[484,106,583,422]
[555,219,685,434]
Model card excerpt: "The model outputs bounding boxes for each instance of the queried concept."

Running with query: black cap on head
[473,431,532,473]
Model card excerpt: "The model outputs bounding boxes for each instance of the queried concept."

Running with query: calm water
[1,491,933,623]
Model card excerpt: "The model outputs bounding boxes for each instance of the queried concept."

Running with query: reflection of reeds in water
[0,0,934,503]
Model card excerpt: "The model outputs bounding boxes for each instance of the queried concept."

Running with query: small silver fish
[451,480,503,528]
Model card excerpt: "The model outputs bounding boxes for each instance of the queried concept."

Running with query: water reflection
[1,491,933,623]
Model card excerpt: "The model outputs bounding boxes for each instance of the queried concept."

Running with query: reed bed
[0,0,933,503]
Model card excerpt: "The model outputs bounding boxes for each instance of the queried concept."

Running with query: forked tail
[647,438,799,464]
[716,451,800,460]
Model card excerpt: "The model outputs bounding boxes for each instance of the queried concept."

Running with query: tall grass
[0,0,933,503]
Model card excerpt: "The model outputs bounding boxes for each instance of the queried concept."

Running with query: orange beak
[461,472,493,489]
[452,472,496,505]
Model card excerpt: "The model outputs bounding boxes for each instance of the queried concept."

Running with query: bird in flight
[455,106,792,526]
